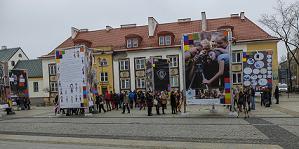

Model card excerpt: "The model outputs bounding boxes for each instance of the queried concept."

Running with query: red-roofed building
[43,12,279,94]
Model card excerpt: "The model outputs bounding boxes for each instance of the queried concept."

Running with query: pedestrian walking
[160,91,167,114]
[154,92,160,115]
[146,91,153,116]
[122,91,130,114]
[170,91,176,114]
[250,86,256,110]
[105,91,112,111]
[274,86,279,104]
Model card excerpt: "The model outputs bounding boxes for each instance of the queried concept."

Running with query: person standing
[170,91,176,114]
[98,95,106,113]
[250,86,256,110]
[105,91,111,111]
[160,91,167,114]
[122,91,130,114]
[274,86,279,104]
[146,91,153,116]
[154,92,160,115]
[95,95,100,111]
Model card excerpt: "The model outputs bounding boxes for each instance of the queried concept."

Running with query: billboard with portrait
[242,50,273,91]
[9,69,29,97]
[183,31,231,105]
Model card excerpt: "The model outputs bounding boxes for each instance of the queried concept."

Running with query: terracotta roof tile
[52,16,277,55]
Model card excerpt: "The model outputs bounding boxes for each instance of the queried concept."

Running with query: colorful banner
[56,46,92,108]
[243,50,273,91]
[9,69,29,97]
[183,31,231,105]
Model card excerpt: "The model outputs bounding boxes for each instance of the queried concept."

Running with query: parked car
[278,83,288,92]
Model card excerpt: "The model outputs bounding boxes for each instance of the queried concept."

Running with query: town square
[0,0,299,148]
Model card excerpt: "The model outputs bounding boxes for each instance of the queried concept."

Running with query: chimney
[201,12,207,31]
[240,12,245,20]
[71,27,79,39]
[106,26,113,31]
[120,24,136,28]
[148,17,158,37]
[1,46,7,50]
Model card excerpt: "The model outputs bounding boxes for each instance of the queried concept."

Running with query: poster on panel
[242,50,273,91]
[56,46,93,109]
[9,69,29,98]
[183,31,231,105]
[153,59,170,91]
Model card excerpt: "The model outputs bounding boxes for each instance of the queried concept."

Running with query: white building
[0,46,29,70]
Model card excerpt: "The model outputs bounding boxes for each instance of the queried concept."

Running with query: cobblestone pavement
[0,93,298,148]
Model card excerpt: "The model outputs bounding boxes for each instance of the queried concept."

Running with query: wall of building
[41,57,57,105]
[113,47,183,93]
[28,77,46,105]
[8,49,29,70]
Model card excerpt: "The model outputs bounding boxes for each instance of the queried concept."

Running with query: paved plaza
[0,93,298,149]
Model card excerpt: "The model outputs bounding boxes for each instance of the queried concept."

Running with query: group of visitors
[16,97,31,110]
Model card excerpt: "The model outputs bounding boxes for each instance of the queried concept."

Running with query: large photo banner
[9,69,29,97]
[153,59,170,91]
[183,31,231,105]
[242,50,273,91]
[56,46,93,109]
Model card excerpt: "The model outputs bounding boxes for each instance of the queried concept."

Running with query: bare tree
[259,0,299,65]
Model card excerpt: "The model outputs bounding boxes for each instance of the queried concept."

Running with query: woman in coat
[170,91,176,114]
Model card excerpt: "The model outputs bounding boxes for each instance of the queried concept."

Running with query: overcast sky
[0,0,297,61]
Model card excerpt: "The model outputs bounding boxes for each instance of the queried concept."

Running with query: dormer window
[127,38,139,48]
[159,35,171,46]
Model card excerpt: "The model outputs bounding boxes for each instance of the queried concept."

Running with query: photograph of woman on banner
[185,31,229,99]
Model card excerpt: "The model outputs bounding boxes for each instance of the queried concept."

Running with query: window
[50,82,58,92]
[232,51,242,63]
[11,61,15,67]
[170,75,179,87]
[168,56,178,67]
[136,77,145,88]
[121,79,130,89]
[33,82,39,92]
[99,58,108,66]
[135,58,145,70]
[232,73,242,84]
[119,60,129,71]
[100,72,108,82]
[127,38,138,48]
[159,35,171,46]
[18,54,22,58]
[49,64,56,75]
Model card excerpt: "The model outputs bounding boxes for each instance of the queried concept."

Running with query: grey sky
[0,0,297,60]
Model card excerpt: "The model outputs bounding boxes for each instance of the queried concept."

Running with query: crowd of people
[54,90,184,116]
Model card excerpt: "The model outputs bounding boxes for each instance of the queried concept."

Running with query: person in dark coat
[170,91,176,114]
[146,91,154,116]
[96,95,106,113]
[274,86,279,104]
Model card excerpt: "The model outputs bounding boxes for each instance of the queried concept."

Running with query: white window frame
[168,56,178,67]
[159,35,171,46]
[232,51,242,63]
[135,58,145,70]
[119,60,129,71]
[49,64,56,75]
[127,38,138,48]
[100,72,108,82]
[170,75,179,87]
[50,82,58,92]
[33,82,39,92]
[232,72,242,84]
[121,79,130,89]
[136,77,145,88]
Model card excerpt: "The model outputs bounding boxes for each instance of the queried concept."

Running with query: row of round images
[244,67,272,75]
[244,78,269,86]
[244,74,272,80]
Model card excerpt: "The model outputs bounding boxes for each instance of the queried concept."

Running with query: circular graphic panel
[267,58,272,63]
[253,69,260,74]
[267,66,272,70]
[254,53,264,61]
[267,63,272,67]
[267,75,272,79]
[244,75,250,80]
[251,80,258,86]
[267,55,272,59]
[258,79,268,86]
[260,68,267,74]
[263,74,267,79]
[244,81,251,86]
[247,58,255,65]
[254,61,264,69]
[251,75,258,80]
[268,71,272,75]
[258,74,263,79]
[244,67,252,75]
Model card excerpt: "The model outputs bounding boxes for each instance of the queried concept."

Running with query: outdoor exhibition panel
[9,69,29,98]
[146,58,170,92]
[183,30,231,105]
[242,50,273,91]
[56,46,93,109]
